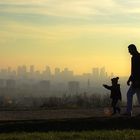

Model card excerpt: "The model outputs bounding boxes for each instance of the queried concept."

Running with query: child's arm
[103,84,111,90]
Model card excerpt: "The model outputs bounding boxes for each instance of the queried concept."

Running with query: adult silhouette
[124,44,140,116]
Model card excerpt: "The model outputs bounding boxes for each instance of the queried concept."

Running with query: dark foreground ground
[0,116,140,133]
[0,107,139,133]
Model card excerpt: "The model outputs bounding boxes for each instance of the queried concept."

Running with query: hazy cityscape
[0,65,130,102]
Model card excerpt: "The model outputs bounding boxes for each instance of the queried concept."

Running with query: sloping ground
[0,109,103,120]
[0,107,138,120]
[0,116,140,133]
[0,108,139,132]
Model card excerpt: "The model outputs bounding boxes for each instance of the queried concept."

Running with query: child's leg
[115,99,121,113]
[111,99,117,114]
[116,106,121,113]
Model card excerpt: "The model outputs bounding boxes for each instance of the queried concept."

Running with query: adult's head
[128,44,138,55]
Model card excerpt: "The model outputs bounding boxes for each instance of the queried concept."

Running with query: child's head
[111,77,119,85]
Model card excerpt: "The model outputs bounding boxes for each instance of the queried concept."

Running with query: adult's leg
[126,85,136,113]
[136,88,140,104]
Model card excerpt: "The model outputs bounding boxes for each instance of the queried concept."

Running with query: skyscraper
[100,67,106,79]
[30,65,35,74]
[92,67,99,79]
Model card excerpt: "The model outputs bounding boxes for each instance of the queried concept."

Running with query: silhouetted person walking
[103,77,122,115]
[124,44,140,116]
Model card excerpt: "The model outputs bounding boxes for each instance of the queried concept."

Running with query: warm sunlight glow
[0,0,140,76]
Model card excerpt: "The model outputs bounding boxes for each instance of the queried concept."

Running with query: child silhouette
[103,77,122,115]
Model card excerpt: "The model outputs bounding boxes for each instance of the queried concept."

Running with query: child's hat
[111,77,119,82]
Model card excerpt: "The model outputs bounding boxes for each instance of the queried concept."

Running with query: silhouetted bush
[0,92,126,109]
[41,93,114,109]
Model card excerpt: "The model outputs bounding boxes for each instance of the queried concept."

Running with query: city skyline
[1,0,140,76]
[0,64,129,102]
[0,65,114,77]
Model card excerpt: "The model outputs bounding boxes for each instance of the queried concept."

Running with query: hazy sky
[0,0,140,76]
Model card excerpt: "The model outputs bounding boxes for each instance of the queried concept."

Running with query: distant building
[0,69,8,79]
[30,65,35,74]
[61,68,74,81]
[46,66,51,73]
[87,79,90,90]
[38,80,51,92]
[6,79,16,88]
[42,66,51,80]
[92,67,99,78]
[68,81,80,94]
[0,79,6,88]
[100,67,106,79]
[55,68,61,76]
[17,65,27,79]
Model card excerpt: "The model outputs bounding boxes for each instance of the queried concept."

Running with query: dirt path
[0,107,139,120]
[0,108,139,132]
[0,109,103,120]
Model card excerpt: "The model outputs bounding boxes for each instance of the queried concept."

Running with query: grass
[0,130,140,140]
